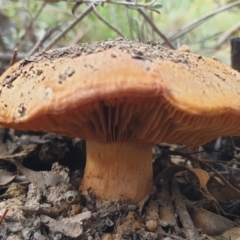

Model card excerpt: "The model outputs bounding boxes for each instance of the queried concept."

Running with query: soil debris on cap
[58,68,75,83]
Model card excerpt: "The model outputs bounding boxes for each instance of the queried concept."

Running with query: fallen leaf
[11,160,65,190]
[0,170,16,186]
[0,183,26,199]
[207,173,240,201]
[0,144,37,162]
[158,165,210,189]
[187,168,210,189]
[40,215,83,238]
[221,227,240,239]
[157,165,192,182]
[191,208,237,236]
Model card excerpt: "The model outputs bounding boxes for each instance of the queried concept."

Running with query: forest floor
[0,129,240,239]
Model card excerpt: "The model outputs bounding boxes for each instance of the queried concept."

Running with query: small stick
[0,209,8,225]
[230,37,240,72]
[138,9,175,49]
[171,177,199,239]
[168,0,240,41]
[93,9,125,38]
[17,2,47,49]
[10,48,18,66]
[49,0,158,10]
[159,181,177,227]
[44,5,93,51]
[216,22,240,49]
[28,25,63,56]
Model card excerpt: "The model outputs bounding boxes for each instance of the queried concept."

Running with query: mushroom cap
[1,39,240,146]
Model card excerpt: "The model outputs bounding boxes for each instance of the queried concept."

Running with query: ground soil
[0,129,239,239]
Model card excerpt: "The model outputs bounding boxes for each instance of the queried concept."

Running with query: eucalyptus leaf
[149,8,161,14]
[152,4,162,9]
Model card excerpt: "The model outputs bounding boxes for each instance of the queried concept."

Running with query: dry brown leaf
[187,168,210,189]
[191,208,237,236]
[21,205,60,218]
[207,173,240,201]
[158,165,210,189]
[0,144,37,162]
[158,165,193,182]
[11,160,64,190]
[0,183,26,199]
[0,170,16,186]
[40,215,83,238]
[221,227,240,240]
[72,2,82,16]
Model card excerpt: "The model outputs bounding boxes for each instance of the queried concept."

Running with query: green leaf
[149,8,161,14]
[152,4,162,9]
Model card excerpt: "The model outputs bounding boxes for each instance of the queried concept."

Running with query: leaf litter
[0,133,240,239]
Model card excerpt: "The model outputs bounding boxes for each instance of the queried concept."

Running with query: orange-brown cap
[1,39,240,146]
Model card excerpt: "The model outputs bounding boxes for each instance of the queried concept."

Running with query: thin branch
[0,209,8,225]
[92,8,125,37]
[149,10,155,41]
[0,52,26,61]
[17,2,47,48]
[0,30,7,52]
[231,137,240,151]
[44,5,94,51]
[28,24,63,56]
[171,178,199,239]
[10,48,18,66]
[68,26,89,45]
[168,0,240,41]
[125,8,134,39]
[46,0,157,10]
[215,22,240,50]
[138,9,175,49]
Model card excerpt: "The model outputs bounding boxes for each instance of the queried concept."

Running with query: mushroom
[1,39,240,202]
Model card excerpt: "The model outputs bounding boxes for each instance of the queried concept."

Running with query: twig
[92,8,125,37]
[159,181,177,227]
[125,8,134,39]
[168,0,240,41]
[49,0,157,10]
[0,209,8,225]
[171,177,199,239]
[44,5,93,51]
[168,149,240,162]
[0,30,7,52]
[225,152,240,167]
[68,26,89,45]
[135,16,142,41]
[28,25,63,56]
[10,48,18,66]
[17,2,47,48]
[216,22,240,50]
[230,136,240,151]
[138,9,175,49]
[149,10,155,41]
[0,52,26,62]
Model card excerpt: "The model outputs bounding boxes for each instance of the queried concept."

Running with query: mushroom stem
[80,141,153,202]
